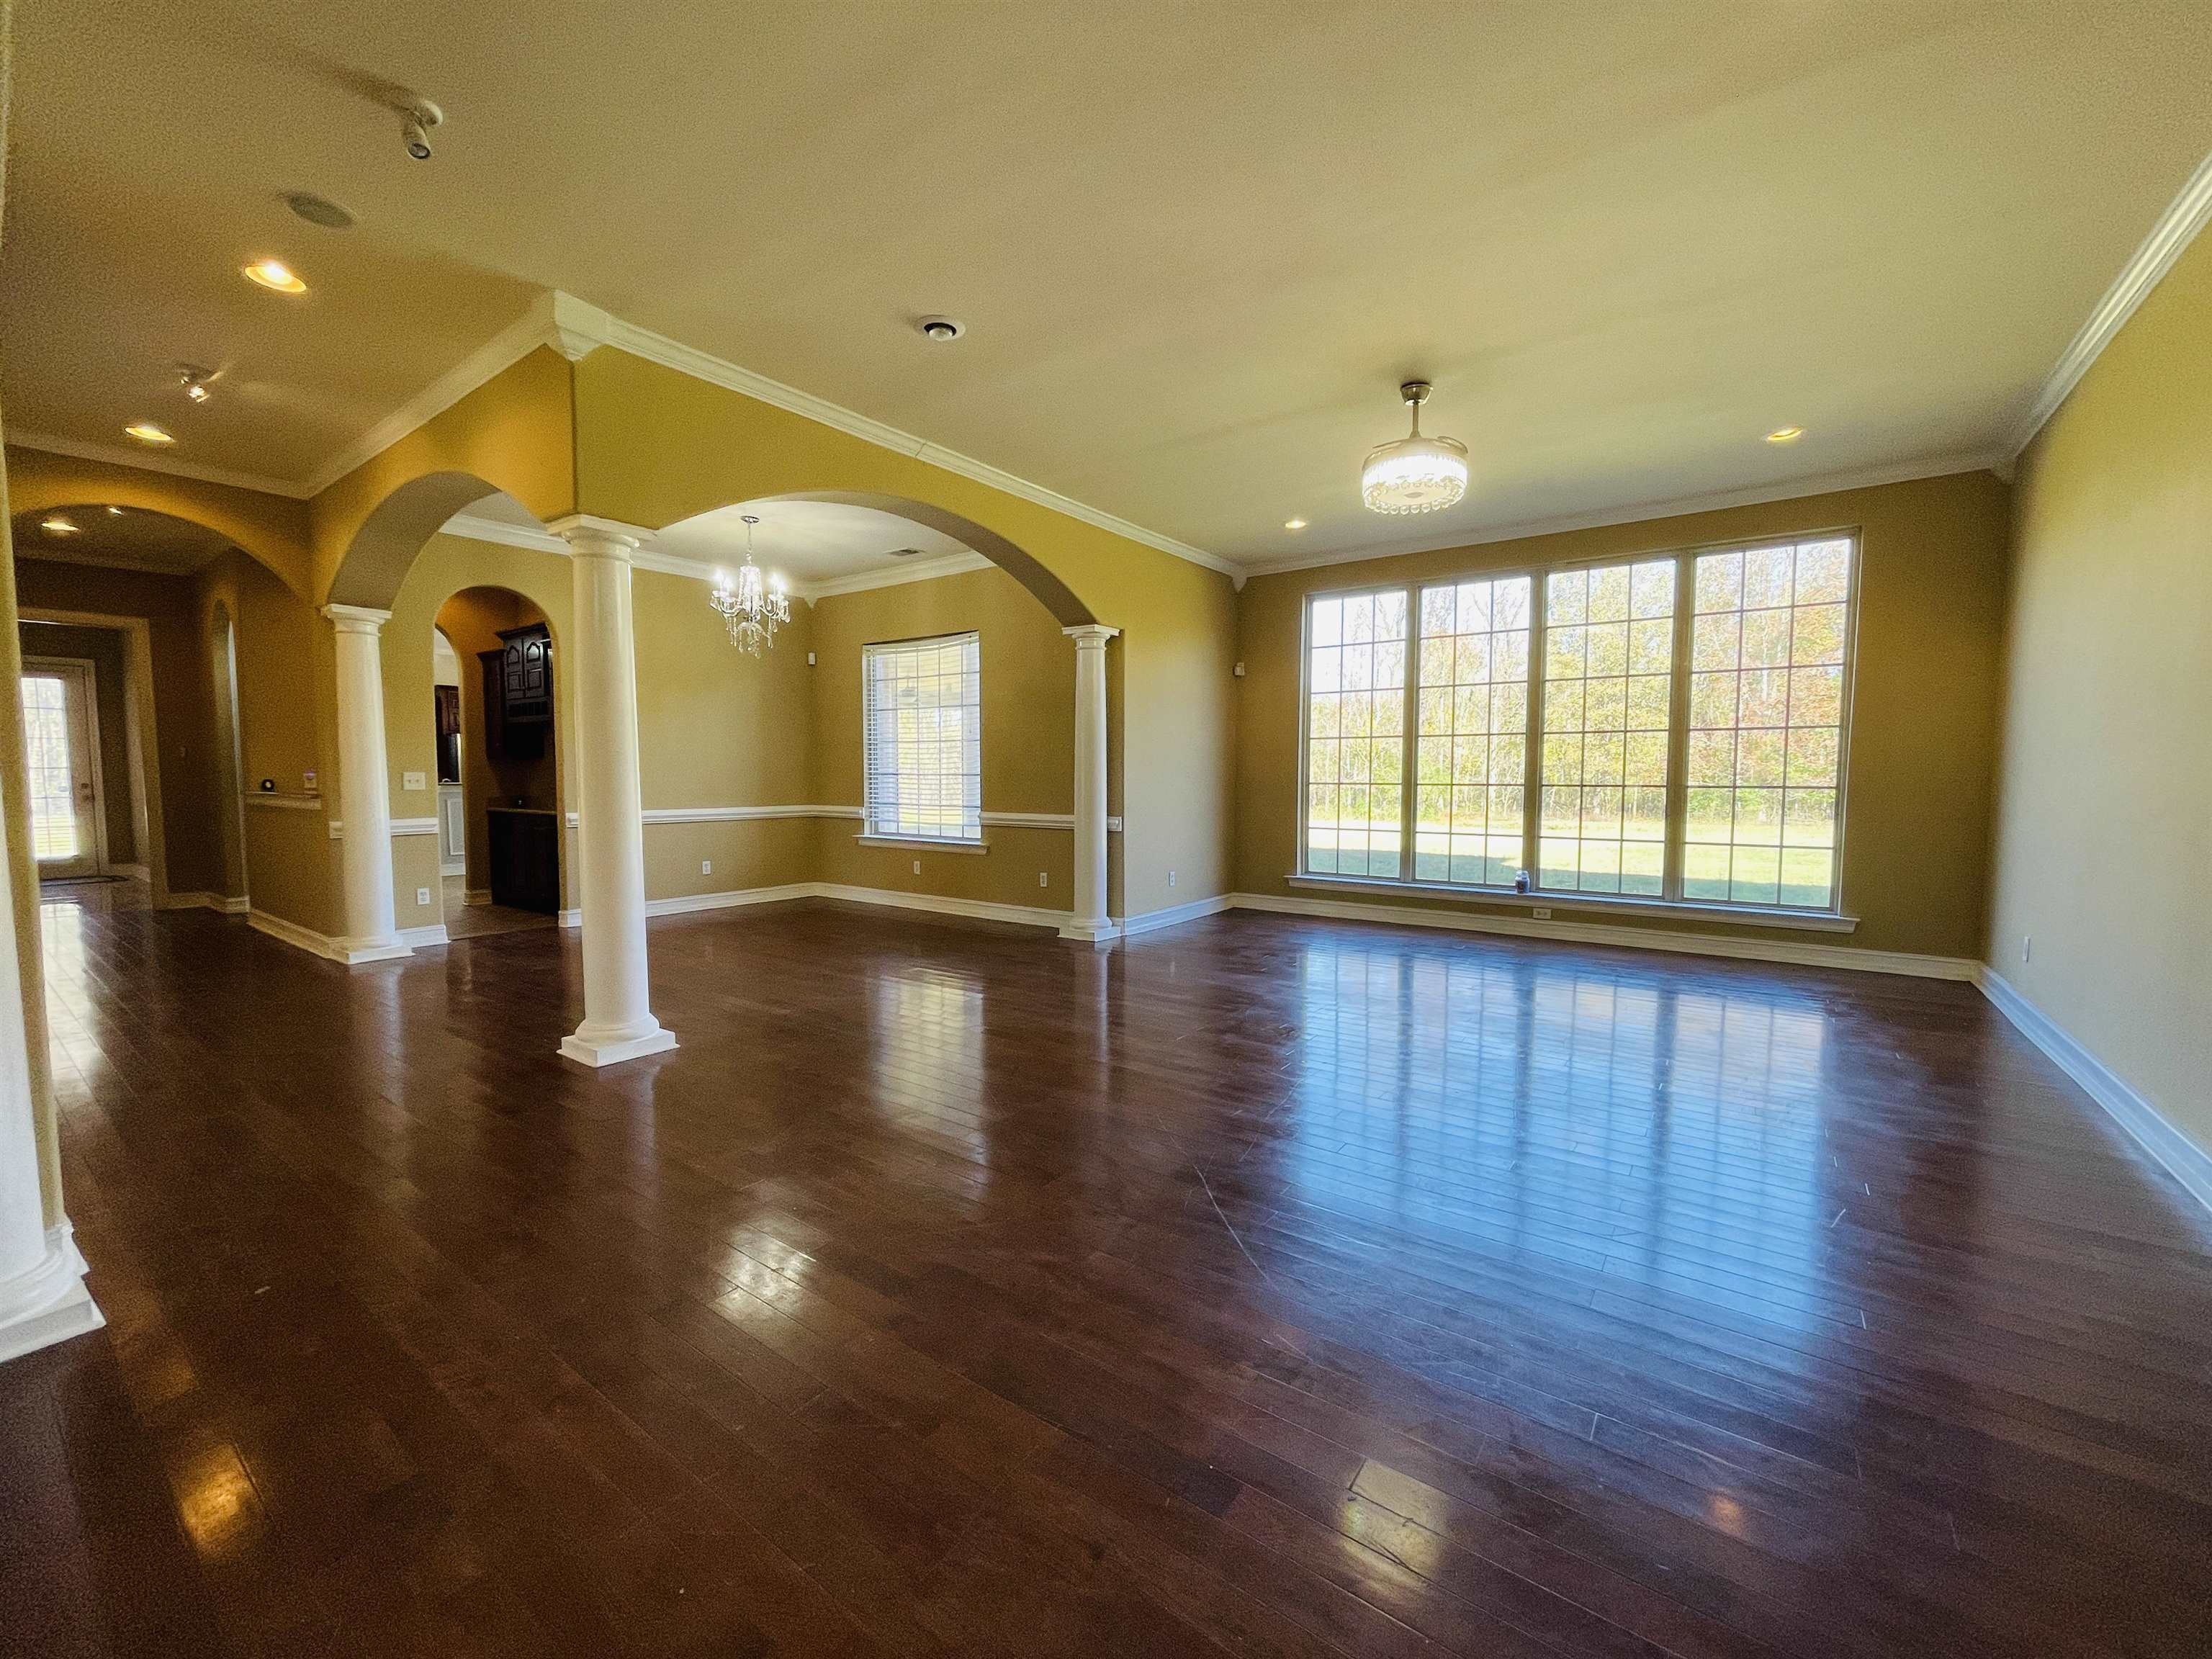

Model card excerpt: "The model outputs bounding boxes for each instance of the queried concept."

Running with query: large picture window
[864,631,981,842]
[1298,534,1856,914]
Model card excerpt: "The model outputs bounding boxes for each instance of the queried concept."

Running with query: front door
[21,662,104,881]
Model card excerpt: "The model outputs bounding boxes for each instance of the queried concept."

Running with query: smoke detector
[283,192,356,230]
[886,547,925,559]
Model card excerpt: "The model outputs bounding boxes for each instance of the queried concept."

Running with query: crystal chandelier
[708,514,790,655]
[1361,380,1468,515]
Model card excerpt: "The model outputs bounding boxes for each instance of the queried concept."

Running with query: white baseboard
[1977,967,2212,1219]
[1119,893,1233,938]
[644,881,816,919]
[156,890,250,915]
[464,889,493,907]
[1224,891,1979,981]
[111,863,148,881]
[247,909,413,966]
[399,923,450,948]
[0,1220,104,1365]
[813,882,1069,932]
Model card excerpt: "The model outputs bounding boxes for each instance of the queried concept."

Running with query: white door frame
[18,608,171,906]
[20,656,109,881]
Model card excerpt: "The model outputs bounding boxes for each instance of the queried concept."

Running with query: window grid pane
[1685,538,1851,907]
[1412,575,1529,886]
[22,675,78,859]
[863,633,982,841]
[1305,588,1408,877]
[1537,559,1675,896]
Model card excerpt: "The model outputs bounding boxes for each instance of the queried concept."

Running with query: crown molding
[2005,145,2212,459]
[439,510,997,603]
[1237,449,2007,581]
[3,428,310,498]
[547,294,1239,580]
[799,550,994,601]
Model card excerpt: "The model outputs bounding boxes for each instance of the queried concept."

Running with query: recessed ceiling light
[124,422,175,446]
[1284,518,1308,531]
[885,547,925,559]
[915,316,964,342]
[105,505,125,516]
[242,258,307,294]
[179,364,217,403]
[1765,426,1804,444]
[40,516,79,536]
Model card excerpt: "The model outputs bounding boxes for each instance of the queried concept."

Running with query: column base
[559,1020,678,1068]
[1058,918,1123,946]
[335,936,413,966]
[0,1223,104,1367]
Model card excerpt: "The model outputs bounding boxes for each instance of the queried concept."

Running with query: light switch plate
[402,770,426,791]
[701,860,712,875]
[415,887,430,906]
[302,770,317,791]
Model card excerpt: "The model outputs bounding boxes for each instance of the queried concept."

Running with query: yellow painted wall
[311,347,576,605]
[197,548,335,928]
[633,565,818,901]
[809,565,1079,910]
[1987,233,2212,1158]
[1236,469,2012,958]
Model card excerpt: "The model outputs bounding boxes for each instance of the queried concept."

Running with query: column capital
[547,514,653,559]
[320,603,392,634]
[1062,624,1120,647]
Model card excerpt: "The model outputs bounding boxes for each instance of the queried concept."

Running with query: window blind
[863,632,982,841]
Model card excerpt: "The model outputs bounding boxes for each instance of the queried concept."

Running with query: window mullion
[1662,554,1696,901]
[1521,574,1547,889]
[1398,585,1420,881]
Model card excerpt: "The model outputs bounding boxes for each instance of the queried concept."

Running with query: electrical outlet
[806,651,817,666]
[302,770,317,791]
[701,860,712,876]
[402,770,426,791]
[2023,935,2032,964]
[1532,906,1552,920]
[415,887,430,907]
[912,859,921,875]
[1168,870,1177,888]
[1038,871,1048,889]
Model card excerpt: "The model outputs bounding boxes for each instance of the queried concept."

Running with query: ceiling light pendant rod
[1361,377,1469,516]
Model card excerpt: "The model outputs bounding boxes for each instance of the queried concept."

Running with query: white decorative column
[0,755,102,1363]
[553,517,676,1066]
[323,604,410,964]
[1061,624,1119,944]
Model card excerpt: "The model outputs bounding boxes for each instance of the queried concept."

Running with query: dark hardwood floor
[7,886,2212,1657]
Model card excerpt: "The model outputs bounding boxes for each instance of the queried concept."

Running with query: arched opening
[11,503,302,914]
[655,490,1098,628]
[433,586,561,940]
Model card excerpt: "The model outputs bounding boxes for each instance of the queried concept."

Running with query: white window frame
[861,631,984,848]
[1294,529,1861,924]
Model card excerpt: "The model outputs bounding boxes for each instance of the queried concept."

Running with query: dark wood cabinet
[480,624,553,763]
[486,809,559,914]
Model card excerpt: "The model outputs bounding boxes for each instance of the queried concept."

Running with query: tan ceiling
[6,1,2211,568]
[9,505,237,576]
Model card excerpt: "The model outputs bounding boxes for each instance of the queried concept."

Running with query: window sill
[1287,872,1858,933]
[857,834,988,855]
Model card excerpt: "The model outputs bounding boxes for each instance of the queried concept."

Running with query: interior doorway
[433,588,560,940]
[21,658,107,881]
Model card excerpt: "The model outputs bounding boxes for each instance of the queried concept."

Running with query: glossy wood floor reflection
[11,889,2212,1658]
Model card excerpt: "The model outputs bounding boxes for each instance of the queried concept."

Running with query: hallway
[7,896,2212,1656]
